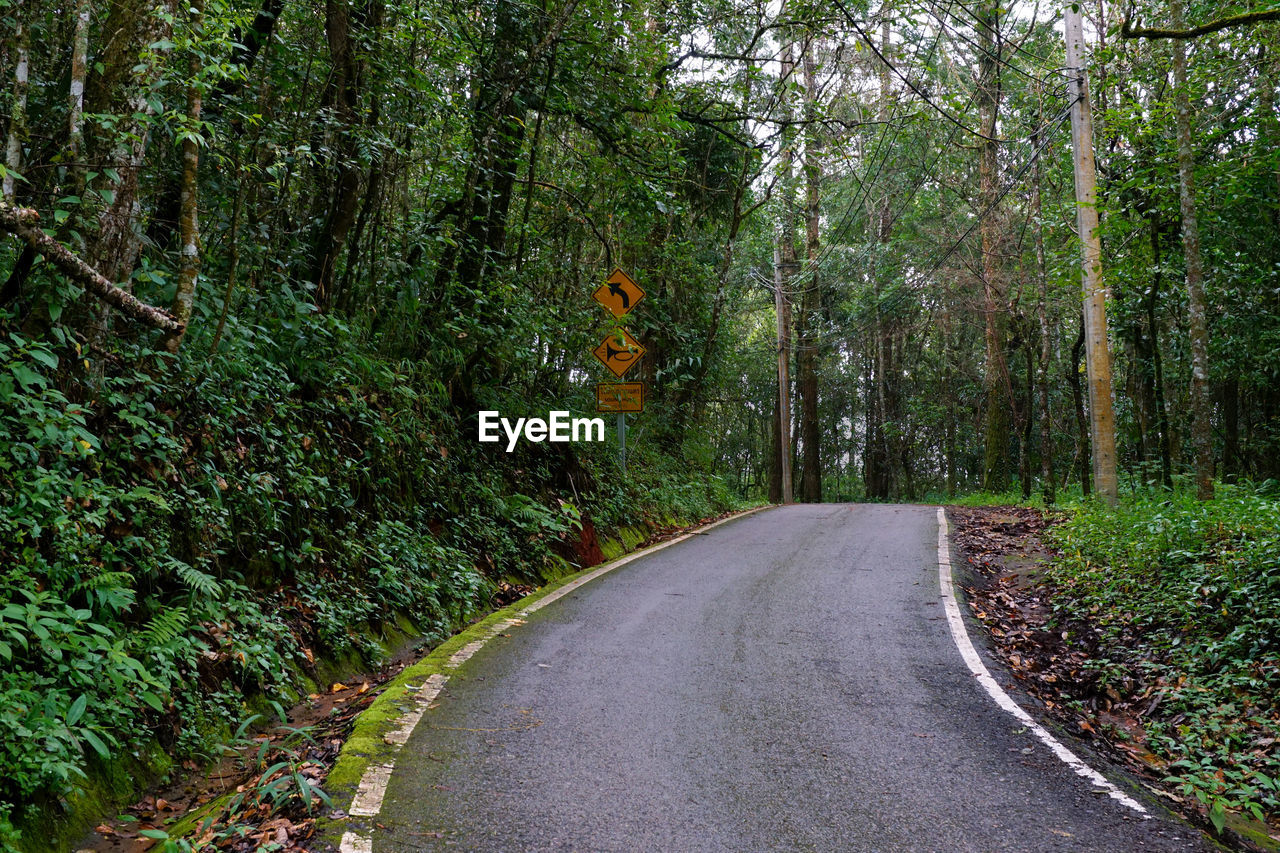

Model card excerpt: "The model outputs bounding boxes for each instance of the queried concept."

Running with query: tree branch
[0,205,184,332]
[1120,8,1280,39]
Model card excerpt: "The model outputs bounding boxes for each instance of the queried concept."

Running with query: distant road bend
[361,504,1215,852]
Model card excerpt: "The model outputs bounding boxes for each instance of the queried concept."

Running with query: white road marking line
[935,507,1149,817]
[336,506,770,851]
[339,830,373,853]
[348,762,395,817]
[384,673,450,746]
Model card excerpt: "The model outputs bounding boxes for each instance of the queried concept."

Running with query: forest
[1,0,1278,847]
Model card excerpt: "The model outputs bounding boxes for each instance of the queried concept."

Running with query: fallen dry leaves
[948,505,1273,850]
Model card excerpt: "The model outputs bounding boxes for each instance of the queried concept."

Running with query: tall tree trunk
[797,36,822,502]
[1145,222,1175,489]
[0,3,38,306]
[1021,336,1033,499]
[1170,0,1215,500]
[164,0,206,352]
[865,20,893,501]
[1032,116,1055,503]
[68,0,91,203]
[768,392,783,503]
[771,34,798,504]
[4,4,30,204]
[977,0,1010,492]
[83,0,177,347]
[1070,318,1092,495]
[309,0,383,309]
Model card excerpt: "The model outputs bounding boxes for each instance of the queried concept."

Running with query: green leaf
[66,693,88,726]
[1209,800,1226,834]
[10,364,44,390]
[80,728,111,759]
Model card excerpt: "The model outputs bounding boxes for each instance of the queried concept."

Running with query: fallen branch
[0,204,183,333]
[1120,8,1280,39]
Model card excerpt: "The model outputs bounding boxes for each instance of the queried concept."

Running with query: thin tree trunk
[1070,317,1092,495]
[977,0,1010,492]
[1148,223,1174,488]
[1021,337,1033,499]
[1170,0,1215,500]
[209,149,245,354]
[866,19,893,501]
[772,34,797,505]
[68,0,91,197]
[798,36,822,502]
[1033,117,1055,503]
[164,0,206,352]
[3,5,30,203]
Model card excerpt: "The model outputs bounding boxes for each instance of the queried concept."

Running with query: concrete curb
[321,504,773,851]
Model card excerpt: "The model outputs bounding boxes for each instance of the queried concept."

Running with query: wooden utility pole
[1064,7,1119,506]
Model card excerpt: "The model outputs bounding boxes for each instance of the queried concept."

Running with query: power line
[764,8,953,298]
[834,0,997,142]
[740,94,1077,357]
[919,0,1059,88]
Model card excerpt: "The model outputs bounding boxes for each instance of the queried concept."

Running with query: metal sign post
[589,268,644,473]
[617,413,626,472]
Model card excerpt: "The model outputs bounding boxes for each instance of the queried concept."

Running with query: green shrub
[1045,485,1280,829]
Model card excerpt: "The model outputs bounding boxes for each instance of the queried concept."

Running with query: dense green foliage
[1,0,1278,843]
[0,308,737,847]
[1046,486,1280,829]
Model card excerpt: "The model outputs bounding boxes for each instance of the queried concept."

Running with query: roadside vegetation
[1046,484,1280,838]
[3,0,1278,847]
[952,483,1280,845]
[0,314,740,850]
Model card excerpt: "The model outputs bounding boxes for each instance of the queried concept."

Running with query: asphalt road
[371,504,1216,852]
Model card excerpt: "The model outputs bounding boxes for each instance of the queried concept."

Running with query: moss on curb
[315,505,767,845]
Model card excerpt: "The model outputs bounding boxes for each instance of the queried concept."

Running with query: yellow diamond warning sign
[592,268,645,319]
[592,328,645,378]
[596,382,644,413]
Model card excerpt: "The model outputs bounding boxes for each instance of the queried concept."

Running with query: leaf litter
[947,506,1277,852]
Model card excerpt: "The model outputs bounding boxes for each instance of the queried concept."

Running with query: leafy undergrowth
[76,508,743,851]
[0,310,741,851]
[83,667,390,852]
[950,489,1280,849]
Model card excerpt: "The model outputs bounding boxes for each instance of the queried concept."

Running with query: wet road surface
[371,504,1216,852]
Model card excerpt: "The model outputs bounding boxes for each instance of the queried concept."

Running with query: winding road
[359,504,1216,852]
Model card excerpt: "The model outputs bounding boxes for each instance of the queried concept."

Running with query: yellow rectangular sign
[596,382,644,413]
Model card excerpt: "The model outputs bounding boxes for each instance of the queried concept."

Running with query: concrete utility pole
[1064,7,1119,506]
